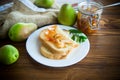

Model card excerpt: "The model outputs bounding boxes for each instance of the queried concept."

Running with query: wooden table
[0,0,120,80]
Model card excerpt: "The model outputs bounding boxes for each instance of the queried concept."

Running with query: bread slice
[40,45,68,59]
[39,25,79,59]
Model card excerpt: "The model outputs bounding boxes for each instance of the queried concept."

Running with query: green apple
[0,45,19,65]
[58,4,77,26]
[8,22,37,42]
[34,0,54,8]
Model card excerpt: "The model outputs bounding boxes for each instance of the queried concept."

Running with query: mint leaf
[69,29,87,43]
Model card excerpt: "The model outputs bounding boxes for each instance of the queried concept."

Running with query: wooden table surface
[0,0,120,80]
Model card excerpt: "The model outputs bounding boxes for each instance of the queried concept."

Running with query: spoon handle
[103,2,120,8]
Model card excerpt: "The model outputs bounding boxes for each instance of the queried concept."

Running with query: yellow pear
[8,22,37,42]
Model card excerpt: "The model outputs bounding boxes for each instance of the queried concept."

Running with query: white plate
[26,24,90,67]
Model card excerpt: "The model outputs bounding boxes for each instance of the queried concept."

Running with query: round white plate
[26,24,90,67]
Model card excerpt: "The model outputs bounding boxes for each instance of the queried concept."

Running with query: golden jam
[77,1,103,35]
[77,12,97,35]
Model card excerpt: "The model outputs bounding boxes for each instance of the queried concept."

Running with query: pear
[8,22,37,42]
[58,4,77,26]
[34,0,54,8]
[0,45,19,65]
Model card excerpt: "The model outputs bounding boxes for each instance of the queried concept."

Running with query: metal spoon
[98,2,120,10]
[87,2,120,17]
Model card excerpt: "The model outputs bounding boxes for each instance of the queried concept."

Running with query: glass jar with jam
[77,1,103,35]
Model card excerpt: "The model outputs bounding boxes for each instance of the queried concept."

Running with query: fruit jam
[77,12,97,34]
[77,1,103,35]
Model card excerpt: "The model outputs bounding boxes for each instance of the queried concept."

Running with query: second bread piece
[40,45,68,59]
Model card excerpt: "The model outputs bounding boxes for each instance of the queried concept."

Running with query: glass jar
[77,1,103,35]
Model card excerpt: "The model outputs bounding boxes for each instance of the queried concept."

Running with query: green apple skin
[58,4,77,26]
[34,0,54,8]
[0,45,19,65]
[8,23,37,42]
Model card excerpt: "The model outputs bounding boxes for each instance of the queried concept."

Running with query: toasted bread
[40,45,68,59]
[39,25,79,59]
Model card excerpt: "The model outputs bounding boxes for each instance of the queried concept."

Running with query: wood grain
[0,0,120,80]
